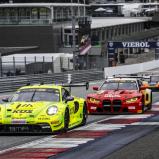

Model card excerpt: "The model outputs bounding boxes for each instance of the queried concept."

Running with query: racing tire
[141,104,145,114]
[62,108,70,133]
[147,92,152,110]
[80,103,88,126]
[141,96,145,114]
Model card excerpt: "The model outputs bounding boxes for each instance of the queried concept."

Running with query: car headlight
[89,97,100,104]
[125,97,138,103]
[47,106,58,115]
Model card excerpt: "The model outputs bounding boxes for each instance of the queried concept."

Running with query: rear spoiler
[112,74,150,80]
[61,82,89,91]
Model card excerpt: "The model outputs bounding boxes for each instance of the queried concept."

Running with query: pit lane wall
[104,60,159,78]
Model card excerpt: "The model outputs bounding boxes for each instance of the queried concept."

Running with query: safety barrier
[104,60,159,77]
[0,70,104,93]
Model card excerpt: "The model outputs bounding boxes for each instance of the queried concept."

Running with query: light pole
[0,53,2,77]
[71,0,76,70]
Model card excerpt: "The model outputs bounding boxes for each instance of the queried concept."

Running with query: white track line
[151,107,159,111]
[17,138,94,149]
[110,114,153,119]
[76,124,126,131]
[153,102,159,106]
[131,122,159,125]
[0,116,112,154]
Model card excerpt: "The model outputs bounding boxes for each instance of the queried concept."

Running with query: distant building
[0,3,86,53]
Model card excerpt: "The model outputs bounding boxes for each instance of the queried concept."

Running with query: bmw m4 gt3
[87,77,153,114]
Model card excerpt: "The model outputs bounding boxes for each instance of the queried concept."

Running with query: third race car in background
[86,75,159,114]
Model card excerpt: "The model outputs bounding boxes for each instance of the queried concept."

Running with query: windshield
[100,81,138,90]
[10,88,60,102]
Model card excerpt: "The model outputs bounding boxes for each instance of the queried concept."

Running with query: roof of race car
[18,84,63,90]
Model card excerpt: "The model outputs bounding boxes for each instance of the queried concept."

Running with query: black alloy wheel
[81,103,88,126]
[63,108,70,133]
[147,92,152,110]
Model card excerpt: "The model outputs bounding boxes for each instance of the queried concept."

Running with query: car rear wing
[61,82,89,91]
[112,74,150,80]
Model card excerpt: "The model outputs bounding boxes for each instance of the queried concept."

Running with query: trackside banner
[107,41,159,48]
[107,41,159,66]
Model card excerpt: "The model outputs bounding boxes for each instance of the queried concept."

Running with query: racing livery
[0,84,87,133]
[87,77,153,114]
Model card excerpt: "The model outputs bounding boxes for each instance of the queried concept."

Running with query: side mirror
[65,96,74,103]
[93,86,99,91]
[2,97,9,102]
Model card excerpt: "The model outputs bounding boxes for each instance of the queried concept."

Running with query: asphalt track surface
[0,80,159,159]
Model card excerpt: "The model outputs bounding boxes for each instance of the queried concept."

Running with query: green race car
[0,84,87,133]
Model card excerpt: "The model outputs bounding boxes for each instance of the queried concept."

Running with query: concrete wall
[104,59,159,78]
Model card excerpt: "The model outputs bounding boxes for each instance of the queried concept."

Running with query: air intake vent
[113,100,122,107]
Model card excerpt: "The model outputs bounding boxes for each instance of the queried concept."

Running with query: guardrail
[0,70,104,93]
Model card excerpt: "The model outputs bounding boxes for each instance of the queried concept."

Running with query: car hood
[3,101,59,119]
[88,90,140,100]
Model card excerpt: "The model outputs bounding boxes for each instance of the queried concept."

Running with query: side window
[62,88,70,101]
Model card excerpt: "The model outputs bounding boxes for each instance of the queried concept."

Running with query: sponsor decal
[12,119,26,124]
[12,110,32,113]
[38,118,50,120]
[91,106,97,110]
[104,94,121,98]
[16,104,33,109]
[122,42,150,48]
[128,106,136,109]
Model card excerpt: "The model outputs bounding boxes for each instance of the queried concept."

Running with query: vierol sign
[107,41,159,66]
[108,41,159,49]
[107,41,159,59]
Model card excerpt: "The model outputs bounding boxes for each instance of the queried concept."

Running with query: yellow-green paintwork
[0,84,85,132]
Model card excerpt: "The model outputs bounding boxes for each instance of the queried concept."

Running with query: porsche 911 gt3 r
[0,84,87,133]
[86,77,153,114]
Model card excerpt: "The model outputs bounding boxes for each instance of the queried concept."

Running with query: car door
[61,88,75,125]
[140,81,151,106]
